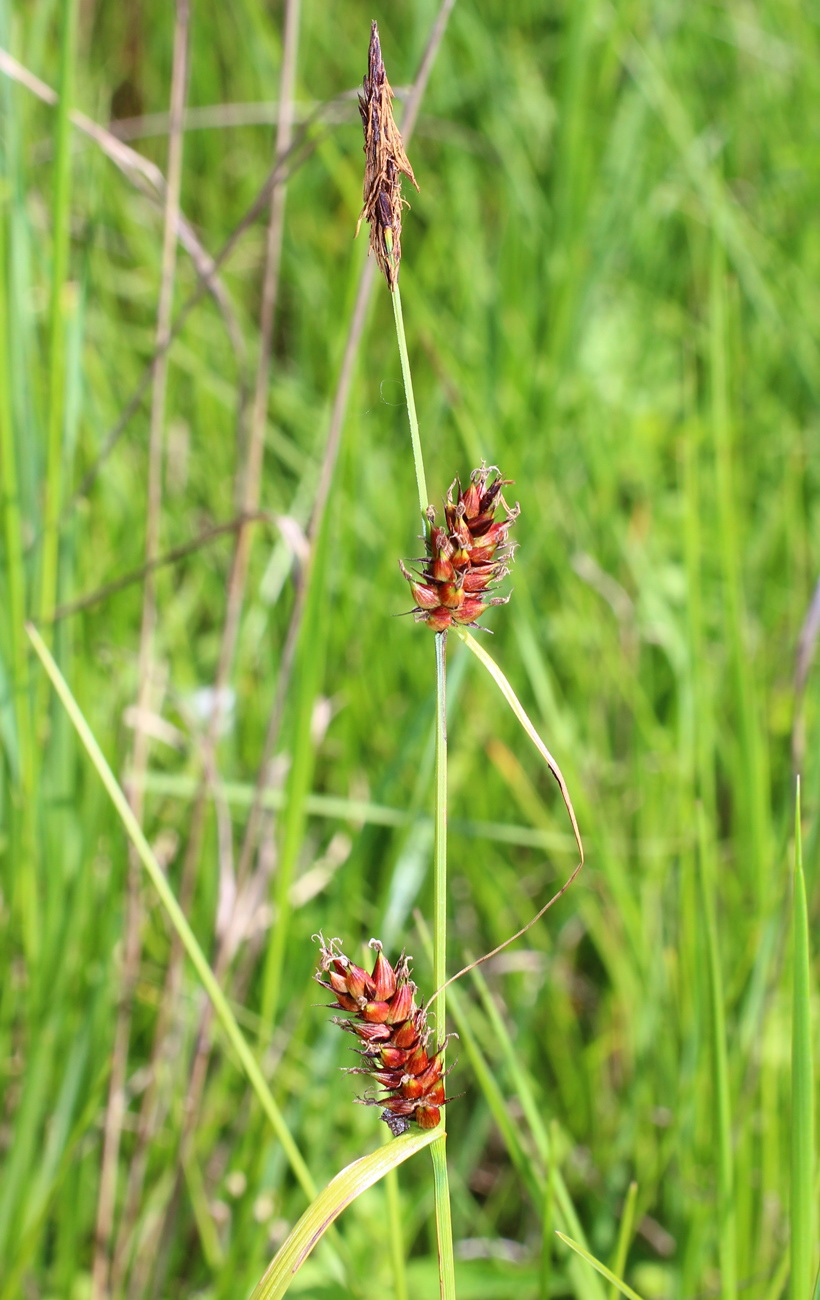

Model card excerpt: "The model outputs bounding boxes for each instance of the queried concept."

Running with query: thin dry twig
[116,4,458,1265]
[51,119,321,530]
[423,856,585,1010]
[232,259,376,895]
[48,511,278,621]
[0,46,244,363]
[91,5,191,1297]
[117,2,304,1286]
[217,0,301,721]
[107,90,367,140]
[234,0,457,895]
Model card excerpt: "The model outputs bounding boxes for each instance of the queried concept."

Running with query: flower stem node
[400,464,519,631]
[314,934,453,1133]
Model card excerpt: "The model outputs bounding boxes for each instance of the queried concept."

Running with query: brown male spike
[315,935,452,1135]
[356,21,419,290]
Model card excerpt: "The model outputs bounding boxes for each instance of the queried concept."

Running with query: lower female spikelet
[315,935,450,1136]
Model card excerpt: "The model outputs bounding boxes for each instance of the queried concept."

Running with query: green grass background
[1,0,818,1296]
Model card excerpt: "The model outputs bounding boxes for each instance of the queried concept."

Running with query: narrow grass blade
[556,1232,647,1300]
[539,1126,555,1300]
[249,1128,439,1299]
[38,0,80,632]
[708,236,769,911]
[610,1181,639,1300]
[454,627,583,864]
[790,779,814,1300]
[0,59,38,959]
[26,621,316,1202]
[696,805,737,1300]
[384,1161,409,1300]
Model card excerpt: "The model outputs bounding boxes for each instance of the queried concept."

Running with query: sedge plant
[251,23,585,1298]
[7,5,819,1297]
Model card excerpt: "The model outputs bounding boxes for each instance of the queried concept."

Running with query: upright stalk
[433,632,448,1041]
[360,23,454,1291]
[790,782,814,1300]
[431,629,455,1298]
[389,210,453,1300]
[391,278,428,524]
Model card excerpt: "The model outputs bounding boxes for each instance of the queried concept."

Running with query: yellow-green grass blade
[26,621,316,1203]
[609,1181,639,1300]
[696,804,737,1300]
[250,1127,439,1300]
[557,1232,647,1300]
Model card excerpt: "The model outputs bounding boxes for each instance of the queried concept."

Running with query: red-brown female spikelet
[315,935,451,1136]
[400,464,520,631]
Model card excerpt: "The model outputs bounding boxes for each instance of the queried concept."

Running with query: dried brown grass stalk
[356,21,419,289]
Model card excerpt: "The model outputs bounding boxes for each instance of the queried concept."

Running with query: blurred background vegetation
[1,0,818,1296]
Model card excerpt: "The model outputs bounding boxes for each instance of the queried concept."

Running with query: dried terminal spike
[356,22,419,290]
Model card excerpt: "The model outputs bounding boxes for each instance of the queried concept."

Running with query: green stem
[388,235,450,1294]
[790,780,814,1300]
[433,630,448,1029]
[390,282,428,525]
[430,630,455,1298]
[609,1181,639,1300]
